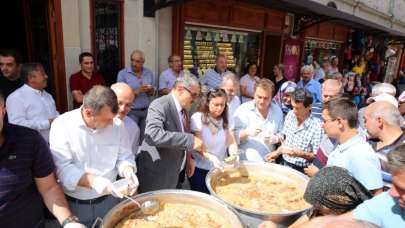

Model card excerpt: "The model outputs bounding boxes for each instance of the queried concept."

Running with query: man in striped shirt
[199,54,229,89]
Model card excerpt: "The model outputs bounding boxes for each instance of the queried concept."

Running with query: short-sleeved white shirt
[190,112,227,170]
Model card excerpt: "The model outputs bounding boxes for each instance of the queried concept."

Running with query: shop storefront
[172,0,287,77]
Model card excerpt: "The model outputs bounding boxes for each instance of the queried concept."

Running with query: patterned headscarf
[274,81,296,113]
[304,166,372,215]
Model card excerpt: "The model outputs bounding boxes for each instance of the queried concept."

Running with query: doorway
[0,0,67,111]
[261,33,283,79]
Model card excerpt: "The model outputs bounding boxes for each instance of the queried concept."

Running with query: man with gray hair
[50,86,138,226]
[117,49,155,141]
[137,73,206,192]
[159,55,183,96]
[364,101,405,185]
[358,82,398,130]
[220,72,240,129]
[297,65,321,103]
[6,63,59,142]
[199,54,229,89]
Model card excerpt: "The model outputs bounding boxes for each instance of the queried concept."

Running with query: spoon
[123,195,160,215]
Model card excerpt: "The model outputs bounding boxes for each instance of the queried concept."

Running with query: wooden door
[260,32,283,79]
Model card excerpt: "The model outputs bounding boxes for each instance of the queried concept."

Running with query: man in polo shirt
[199,54,229,89]
[364,101,405,185]
[297,65,321,103]
[0,92,84,228]
[50,86,138,227]
[350,145,405,227]
[159,55,183,96]
[308,98,383,193]
[0,49,23,99]
[117,49,155,141]
[233,79,283,162]
[70,52,106,108]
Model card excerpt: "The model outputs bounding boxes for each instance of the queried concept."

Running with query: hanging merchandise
[182,26,258,77]
[205,32,212,41]
[222,33,229,42]
[231,34,237,43]
[185,29,192,40]
[214,32,221,42]
[196,31,203,41]
[238,34,244,43]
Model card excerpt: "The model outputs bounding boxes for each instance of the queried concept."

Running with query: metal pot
[99,189,244,228]
[206,162,312,227]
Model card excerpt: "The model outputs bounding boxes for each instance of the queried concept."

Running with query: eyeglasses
[183,86,199,99]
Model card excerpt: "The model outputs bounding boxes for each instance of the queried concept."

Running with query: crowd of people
[0,47,404,228]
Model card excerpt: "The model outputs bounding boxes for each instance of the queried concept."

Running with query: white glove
[246,128,262,137]
[63,223,87,228]
[122,167,139,196]
[264,134,280,145]
[91,176,123,198]
[205,153,224,170]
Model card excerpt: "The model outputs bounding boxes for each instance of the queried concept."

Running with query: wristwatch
[61,215,80,227]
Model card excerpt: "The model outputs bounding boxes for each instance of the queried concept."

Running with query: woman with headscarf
[304,166,372,217]
[273,81,296,115]
[259,166,372,228]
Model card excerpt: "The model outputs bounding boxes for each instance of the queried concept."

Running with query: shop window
[91,0,124,86]
[183,26,260,77]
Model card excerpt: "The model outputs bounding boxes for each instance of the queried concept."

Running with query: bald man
[364,101,405,184]
[310,79,343,169]
[311,79,343,119]
[111,83,140,155]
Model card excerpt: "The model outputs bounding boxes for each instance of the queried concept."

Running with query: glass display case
[183,25,260,77]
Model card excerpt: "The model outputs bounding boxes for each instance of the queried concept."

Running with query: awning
[247,0,405,39]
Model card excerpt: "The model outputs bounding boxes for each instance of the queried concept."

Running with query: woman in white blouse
[240,63,260,103]
[189,88,238,193]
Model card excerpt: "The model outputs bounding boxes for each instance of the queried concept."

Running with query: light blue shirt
[117,67,155,109]
[354,191,405,228]
[199,68,228,89]
[159,68,180,91]
[233,100,284,161]
[327,134,383,190]
[297,79,321,103]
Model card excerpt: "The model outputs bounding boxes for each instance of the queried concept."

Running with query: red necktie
[181,109,190,133]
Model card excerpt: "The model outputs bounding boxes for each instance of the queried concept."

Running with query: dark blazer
[136,94,193,192]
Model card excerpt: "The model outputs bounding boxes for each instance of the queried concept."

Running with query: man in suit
[137,73,205,192]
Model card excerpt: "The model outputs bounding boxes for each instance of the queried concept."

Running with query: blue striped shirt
[117,67,155,109]
[199,68,229,89]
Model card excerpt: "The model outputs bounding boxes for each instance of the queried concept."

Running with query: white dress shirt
[171,93,187,171]
[123,116,140,154]
[233,100,284,161]
[6,84,59,142]
[49,108,136,200]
